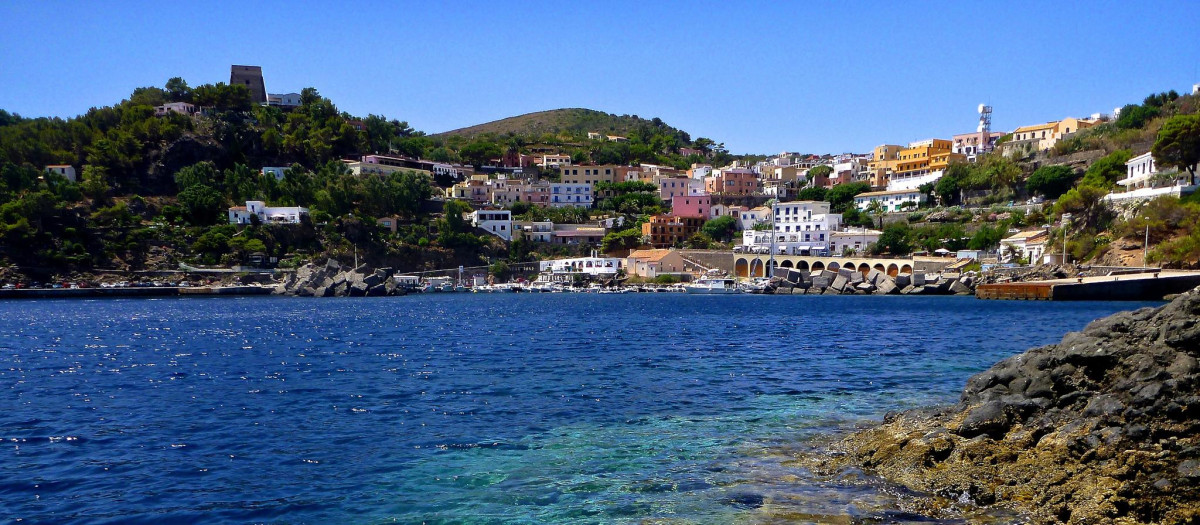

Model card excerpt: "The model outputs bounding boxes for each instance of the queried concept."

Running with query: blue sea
[0,294,1156,524]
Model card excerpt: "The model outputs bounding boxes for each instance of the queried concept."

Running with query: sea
[0,294,1158,524]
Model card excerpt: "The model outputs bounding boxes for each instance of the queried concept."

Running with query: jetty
[975,270,1200,301]
[0,285,274,299]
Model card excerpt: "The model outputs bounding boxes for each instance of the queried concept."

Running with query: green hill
[436,108,689,141]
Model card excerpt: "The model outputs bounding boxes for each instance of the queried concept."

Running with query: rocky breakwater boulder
[275,259,406,297]
[772,267,976,296]
[820,287,1200,523]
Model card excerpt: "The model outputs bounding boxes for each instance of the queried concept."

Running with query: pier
[976,271,1200,301]
[0,286,274,299]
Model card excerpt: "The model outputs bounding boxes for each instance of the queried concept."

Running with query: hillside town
[4,65,1200,297]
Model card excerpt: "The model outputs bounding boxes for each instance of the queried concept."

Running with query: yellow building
[867,144,903,188]
[893,139,953,180]
[1006,117,1100,153]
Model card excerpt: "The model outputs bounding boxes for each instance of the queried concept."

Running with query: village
[16,66,1200,299]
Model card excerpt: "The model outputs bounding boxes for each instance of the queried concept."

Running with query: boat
[683,277,742,295]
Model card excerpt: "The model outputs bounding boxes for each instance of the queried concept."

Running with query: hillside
[436,108,689,140]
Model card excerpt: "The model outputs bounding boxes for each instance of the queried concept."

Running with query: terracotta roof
[229,206,248,211]
[627,249,675,262]
[1002,230,1050,242]
[1011,121,1059,133]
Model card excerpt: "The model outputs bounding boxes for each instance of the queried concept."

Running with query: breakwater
[0,285,272,299]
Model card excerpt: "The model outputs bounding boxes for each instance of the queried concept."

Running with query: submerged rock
[815,286,1200,524]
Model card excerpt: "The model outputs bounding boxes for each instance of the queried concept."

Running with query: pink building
[705,169,759,196]
[671,194,711,219]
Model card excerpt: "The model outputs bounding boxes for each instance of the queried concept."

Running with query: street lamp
[1061,213,1072,266]
[1143,217,1151,268]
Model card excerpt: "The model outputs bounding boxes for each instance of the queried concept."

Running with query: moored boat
[683,277,742,295]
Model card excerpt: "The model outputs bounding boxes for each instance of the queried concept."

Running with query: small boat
[683,277,742,295]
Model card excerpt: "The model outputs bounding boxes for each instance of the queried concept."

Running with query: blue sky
[2,1,1198,154]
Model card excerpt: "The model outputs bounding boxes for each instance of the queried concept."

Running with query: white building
[854,189,926,212]
[44,164,76,182]
[741,201,842,256]
[1000,230,1051,264]
[267,93,302,108]
[261,167,288,180]
[470,209,513,241]
[738,206,771,231]
[830,228,882,256]
[515,221,553,242]
[538,154,572,168]
[228,201,308,225]
[549,183,593,208]
[539,255,622,276]
[154,102,196,117]
[1109,151,1197,202]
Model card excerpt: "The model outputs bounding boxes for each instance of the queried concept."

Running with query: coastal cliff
[816,287,1200,524]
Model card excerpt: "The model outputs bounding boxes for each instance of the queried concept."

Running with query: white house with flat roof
[854,189,926,212]
[44,165,76,182]
[539,255,622,276]
[228,201,308,224]
[1107,151,1197,202]
[470,209,513,241]
[261,167,288,180]
[830,228,882,255]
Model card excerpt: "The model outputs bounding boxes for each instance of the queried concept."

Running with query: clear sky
[2,1,1198,154]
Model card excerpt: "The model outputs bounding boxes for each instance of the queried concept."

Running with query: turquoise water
[0,294,1155,523]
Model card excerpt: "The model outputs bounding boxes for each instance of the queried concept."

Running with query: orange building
[641,215,706,248]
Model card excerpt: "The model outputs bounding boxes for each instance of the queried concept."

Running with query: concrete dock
[0,285,274,299]
[976,271,1200,301]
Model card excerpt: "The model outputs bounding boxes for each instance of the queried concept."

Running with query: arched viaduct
[734,254,918,278]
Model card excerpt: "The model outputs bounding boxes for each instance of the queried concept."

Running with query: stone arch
[901,264,913,274]
[750,259,764,277]
[797,260,810,270]
[827,262,840,271]
[887,263,899,277]
[735,258,749,277]
[857,263,871,276]
[873,263,886,273]
[766,260,777,277]
[780,260,794,268]
[811,261,825,272]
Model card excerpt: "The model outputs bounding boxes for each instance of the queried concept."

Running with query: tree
[1115,103,1161,130]
[796,187,827,202]
[701,215,737,242]
[600,228,644,252]
[80,165,110,203]
[685,232,713,249]
[177,184,225,226]
[1079,149,1132,189]
[1026,165,1076,199]
[489,260,513,281]
[165,77,191,102]
[459,141,503,168]
[826,182,870,212]
[805,165,832,184]
[871,222,912,256]
[967,224,1004,250]
[1152,114,1200,186]
[174,161,220,191]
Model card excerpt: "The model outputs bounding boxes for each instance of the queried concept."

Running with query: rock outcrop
[275,259,407,297]
[815,287,1200,524]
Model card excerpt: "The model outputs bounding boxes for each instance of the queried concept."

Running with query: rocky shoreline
[801,286,1200,524]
